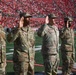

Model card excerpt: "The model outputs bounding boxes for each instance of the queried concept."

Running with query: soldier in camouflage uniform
[0,10,6,75]
[37,14,59,75]
[59,16,75,75]
[7,12,35,75]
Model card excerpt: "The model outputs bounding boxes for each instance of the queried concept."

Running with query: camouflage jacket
[7,26,35,62]
[37,24,59,55]
[0,25,6,63]
[60,27,75,52]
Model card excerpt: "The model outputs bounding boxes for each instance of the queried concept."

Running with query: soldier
[59,16,75,75]
[0,10,6,75]
[37,13,59,75]
[7,12,35,75]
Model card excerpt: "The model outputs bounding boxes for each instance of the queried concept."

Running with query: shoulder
[37,24,48,31]
[42,24,48,27]
[52,25,59,31]
[29,27,34,33]
[29,27,33,31]
[0,25,4,31]
[0,25,3,28]
[59,27,65,34]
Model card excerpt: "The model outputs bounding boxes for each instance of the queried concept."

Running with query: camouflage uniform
[7,26,35,75]
[37,24,59,75]
[0,25,6,75]
[60,27,75,75]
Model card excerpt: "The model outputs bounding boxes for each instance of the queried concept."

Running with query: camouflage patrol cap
[20,12,32,18]
[64,16,73,22]
[48,13,57,19]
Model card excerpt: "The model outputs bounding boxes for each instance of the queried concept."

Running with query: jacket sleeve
[0,25,6,41]
[37,24,46,37]
[72,30,75,60]
[31,31,35,47]
[0,31,6,41]
[7,29,19,42]
[59,28,66,39]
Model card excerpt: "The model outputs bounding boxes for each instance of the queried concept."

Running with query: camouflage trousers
[0,62,6,75]
[61,51,74,75]
[42,54,59,75]
[13,58,34,75]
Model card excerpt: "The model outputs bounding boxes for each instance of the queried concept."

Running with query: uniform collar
[21,26,30,31]
[47,24,54,28]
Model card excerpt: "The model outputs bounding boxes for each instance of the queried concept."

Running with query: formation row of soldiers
[0,10,75,75]
[37,14,75,75]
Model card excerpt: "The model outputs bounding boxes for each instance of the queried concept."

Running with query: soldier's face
[24,17,30,25]
[65,21,69,28]
[69,21,72,24]
[25,17,30,21]
[68,21,72,27]
[49,18,56,25]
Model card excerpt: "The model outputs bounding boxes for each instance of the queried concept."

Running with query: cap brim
[49,17,57,19]
[24,15,32,18]
[52,17,57,18]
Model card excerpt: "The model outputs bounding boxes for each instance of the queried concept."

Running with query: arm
[7,17,23,42]
[0,25,6,41]
[30,31,35,47]
[72,30,75,61]
[37,16,49,37]
[0,31,6,41]
[59,28,66,39]
[7,29,19,42]
[37,24,46,37]
[0,31,6,63]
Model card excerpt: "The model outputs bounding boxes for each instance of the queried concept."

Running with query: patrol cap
[20,12,32,18]
[64,16,73,22]
[48,13,57,19]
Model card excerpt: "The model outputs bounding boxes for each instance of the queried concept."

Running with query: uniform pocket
[18,52,28,62]
[65,45,72,51]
